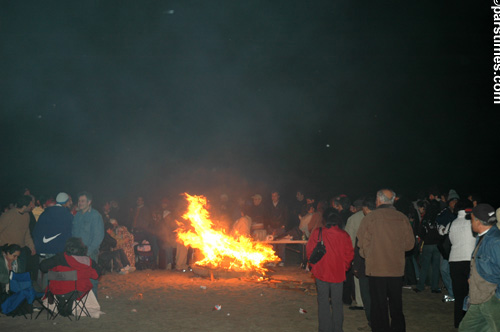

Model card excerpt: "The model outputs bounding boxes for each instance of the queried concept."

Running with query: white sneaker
[442,295,455,303]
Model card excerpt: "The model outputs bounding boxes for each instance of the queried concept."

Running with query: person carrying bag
[306,208,354,332]
[308,227,326,264]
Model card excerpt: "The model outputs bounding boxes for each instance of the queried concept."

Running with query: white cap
[56,192,69,204]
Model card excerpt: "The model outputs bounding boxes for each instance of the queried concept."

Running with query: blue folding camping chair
[1,271,43,318]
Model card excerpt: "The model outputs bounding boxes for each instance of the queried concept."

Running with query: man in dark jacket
[247,194,267,226]
[269,191,288,230]
[289,190,307,230]
[436,190,460,302]
[414,190,445,294]
[33,192,73,257]
[268,191,288,265]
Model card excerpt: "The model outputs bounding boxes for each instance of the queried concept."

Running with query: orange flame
[176,193,278,273]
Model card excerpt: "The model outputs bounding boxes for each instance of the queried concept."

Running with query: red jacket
[48,253,98,295]
[306,226,354,283]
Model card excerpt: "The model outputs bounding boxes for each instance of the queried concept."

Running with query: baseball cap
[468,203,496,223]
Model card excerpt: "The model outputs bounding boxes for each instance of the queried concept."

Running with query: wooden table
[261,240,308,244]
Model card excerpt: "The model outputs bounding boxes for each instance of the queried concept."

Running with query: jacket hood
[64,253,91,269]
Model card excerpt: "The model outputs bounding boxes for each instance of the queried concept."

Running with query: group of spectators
[305,188,500,332]
[0,186,499,332]
[0,190,108,301]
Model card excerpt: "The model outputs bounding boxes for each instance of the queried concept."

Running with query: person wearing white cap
[459,203,500,331]
[32,192,74,288]
[32,192,74,257]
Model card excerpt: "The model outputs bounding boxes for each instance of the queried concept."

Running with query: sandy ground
[0,265,457,332]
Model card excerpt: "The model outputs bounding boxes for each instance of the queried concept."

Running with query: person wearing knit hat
[56,192,70,205]
[437,189,460,227]
[32,191,74,258]
[459,203,500,331]
[447,189,460,202]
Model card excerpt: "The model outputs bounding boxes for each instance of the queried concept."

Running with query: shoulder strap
[444,221,452,235]
[318,227,323,242]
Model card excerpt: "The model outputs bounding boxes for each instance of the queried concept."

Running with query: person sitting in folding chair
[0,244,21,294]
[39,237,101,318]
[98,222,134,274]
[1,244,43,317]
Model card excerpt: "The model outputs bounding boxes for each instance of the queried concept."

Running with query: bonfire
[176,193,278,273]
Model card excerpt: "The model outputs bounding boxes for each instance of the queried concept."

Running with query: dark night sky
[0,1,498,207]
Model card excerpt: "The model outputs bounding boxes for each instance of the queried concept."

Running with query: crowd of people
[0,186,499,332]
[305,188,500,332]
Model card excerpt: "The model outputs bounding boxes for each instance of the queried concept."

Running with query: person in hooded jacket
[40,237,100,297]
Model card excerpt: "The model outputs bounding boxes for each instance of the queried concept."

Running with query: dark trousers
[26,251,39,282]
[403,254,417,285]
[359,276,371,323]
[343,268,354,305]
[17,246,32,273]
[416,244,441,291]
[316,278,344,332]
[450,261,470,328]
[99,249,130,272]
[270,227,286,261]
[369,276,406,332]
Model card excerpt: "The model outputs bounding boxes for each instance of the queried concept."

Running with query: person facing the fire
[247,194,267,226]
[268,191,288,265]
[307,208,354,332]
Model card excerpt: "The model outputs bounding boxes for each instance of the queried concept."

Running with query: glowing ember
[176,193,278,273]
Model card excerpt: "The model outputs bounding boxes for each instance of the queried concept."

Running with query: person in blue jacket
[71,191,104,298]
[72,192,104,262]
[459,204,500,331]
[33,192,74,257]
